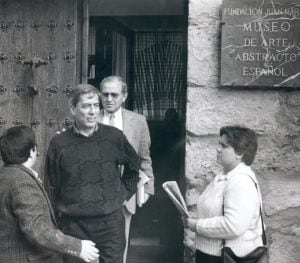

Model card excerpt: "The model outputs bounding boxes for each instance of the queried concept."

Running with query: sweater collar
[216,162,252,181]
[72,123,99,137]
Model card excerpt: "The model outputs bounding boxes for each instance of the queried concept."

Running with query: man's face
[100,81,127,114]
[30,146,38,166]
[71,92,100,131]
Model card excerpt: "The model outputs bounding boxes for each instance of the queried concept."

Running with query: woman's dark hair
[220,126,257,165]
[0,125,36,165]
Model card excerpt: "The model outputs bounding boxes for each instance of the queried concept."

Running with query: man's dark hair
[0,125,36,164]
[68,84,100,109]
[220,126,257,165]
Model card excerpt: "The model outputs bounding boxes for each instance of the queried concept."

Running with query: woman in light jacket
[183,126,263,263]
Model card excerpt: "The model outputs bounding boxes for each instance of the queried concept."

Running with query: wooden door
[0,0,80,176]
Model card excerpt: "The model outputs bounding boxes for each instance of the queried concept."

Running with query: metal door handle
[23,57,48,68]
[22,57,48,96]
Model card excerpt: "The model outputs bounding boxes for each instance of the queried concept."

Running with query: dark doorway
[88,3,187,262]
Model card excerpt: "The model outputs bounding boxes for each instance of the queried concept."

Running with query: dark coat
[0,164,81,263]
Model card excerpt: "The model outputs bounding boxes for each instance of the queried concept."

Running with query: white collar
[103,108,123,130]
[23,165,42,184]
[216,162,253,181]
[104,107,122,118]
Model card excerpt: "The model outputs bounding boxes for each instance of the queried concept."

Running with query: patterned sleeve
[10,173,82,257]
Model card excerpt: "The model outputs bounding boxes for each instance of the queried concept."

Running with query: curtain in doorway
[112,32,127,81]
[133,32,185,120]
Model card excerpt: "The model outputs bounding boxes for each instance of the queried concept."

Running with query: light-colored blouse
[195,162,263,257]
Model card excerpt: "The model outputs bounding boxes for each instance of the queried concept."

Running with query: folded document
[137,170,150,207]
[162,181,189,217]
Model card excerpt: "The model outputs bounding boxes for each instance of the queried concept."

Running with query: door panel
[30,0,78,175]
[89,17,134,92]
[0,0,79,176]
[0,1,33,132]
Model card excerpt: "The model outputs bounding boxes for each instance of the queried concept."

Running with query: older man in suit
[98,76,154,263]
[0,125,99,263]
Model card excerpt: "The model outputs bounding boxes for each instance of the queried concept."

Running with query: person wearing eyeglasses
[98,76,154,263]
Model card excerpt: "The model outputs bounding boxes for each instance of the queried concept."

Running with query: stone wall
[185,0,300,262]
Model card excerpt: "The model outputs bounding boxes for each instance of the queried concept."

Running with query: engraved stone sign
[221,0,300,87]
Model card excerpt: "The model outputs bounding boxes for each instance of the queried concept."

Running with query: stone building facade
[185,0,300,262]
[0,0,299,262]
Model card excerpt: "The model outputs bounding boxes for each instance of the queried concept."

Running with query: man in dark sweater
[45,84,140,263]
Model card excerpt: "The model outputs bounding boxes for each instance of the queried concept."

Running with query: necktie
[109,114,115,127]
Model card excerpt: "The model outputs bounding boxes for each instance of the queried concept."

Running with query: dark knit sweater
[45,124,140,217]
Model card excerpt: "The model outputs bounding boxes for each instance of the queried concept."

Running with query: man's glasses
[101,92,122,99]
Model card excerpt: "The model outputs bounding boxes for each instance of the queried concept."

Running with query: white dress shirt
[102,108,123,131]
[25,166,42,184]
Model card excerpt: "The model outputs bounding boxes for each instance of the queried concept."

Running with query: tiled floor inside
[127,238,182,263]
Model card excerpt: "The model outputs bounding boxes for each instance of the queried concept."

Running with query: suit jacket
[99,108,154,214]
[0,164,81,263]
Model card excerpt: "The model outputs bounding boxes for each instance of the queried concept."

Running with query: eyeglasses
[101,92,122,99]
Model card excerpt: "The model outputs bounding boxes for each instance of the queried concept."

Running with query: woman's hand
[182,217,198,232]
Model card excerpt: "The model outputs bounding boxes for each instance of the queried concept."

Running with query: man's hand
[79,240,99,263]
